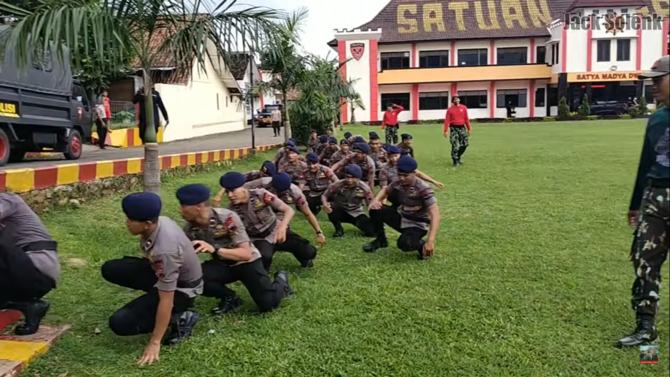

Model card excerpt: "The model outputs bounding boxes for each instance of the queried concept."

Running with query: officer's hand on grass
[628,210,640,228]
[192,240,214,254]
[316,232,326,245]
[275,226,287,243]
[323,203,332,213]
[138,342,160,366]
[369,200,382,210]
[423,240,435,258]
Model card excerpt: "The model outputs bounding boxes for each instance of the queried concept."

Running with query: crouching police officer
[245,173,323,268]
[321,165,376,238]
[304,152,339,215]
[101,192,202,366]
[380,146,444,207]
[212,161,276,207]
[176,184,294,316]
[364,156,440,260]
[0,193,59,336]
[220,172,295,271]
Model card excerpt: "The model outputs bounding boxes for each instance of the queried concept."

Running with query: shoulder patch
[153,258,166,280]
[225,216,238,233]
[420,188,435,197]
[263,192,275,204]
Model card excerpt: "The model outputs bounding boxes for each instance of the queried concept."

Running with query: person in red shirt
[444,96,471,166]
[381,102,403,144]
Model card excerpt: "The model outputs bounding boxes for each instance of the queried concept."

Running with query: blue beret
[306,152,319,163]
[344,132,352,138]
[284,141,295,147]
[354,136,365,143]
[329,136,337,143]
[397,155,418,173]
[220,172,246,190]
[289,138,297,144]
[401,133,412,140]
[340,139,349,145]
[261,161,276,176]
[382,143,390,151]
[345,164,362,179]
[386,145,401,154]
[271,172,292,192]
[122,192,161,221]
[354,142,370,153]
[319,135,328,143]
[287,146,300,154]
[369,131,378,137]
[176,184,211,205]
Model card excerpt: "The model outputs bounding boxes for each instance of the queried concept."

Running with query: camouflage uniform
[449,126,469,161]
[304,165,338,214]
[385,126,398,145]
[321,179,375,237]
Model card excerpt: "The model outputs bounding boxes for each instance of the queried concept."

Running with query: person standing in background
[444,96,471,167]
[102,90,112,128]
[271,107,282,137]
[94,94,108,149]
[381,102,403,144]
[617,56,670,348]
[133,85,169,144]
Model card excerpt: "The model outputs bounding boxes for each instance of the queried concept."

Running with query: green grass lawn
[23,120,668,376]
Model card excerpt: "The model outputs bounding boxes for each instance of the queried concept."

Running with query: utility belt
[647,179,670,189]
[386,124,399,128]
[248,220,277,239]
[177,277,202,289]
[21,240,58,252]
[450,124,466,128]
[402,213,431,224]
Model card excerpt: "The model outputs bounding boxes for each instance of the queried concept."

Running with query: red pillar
[369,40,379,122]
[337,41,348,123]
[489,81,495,118]
[411,84,419,121]
[529,80,535,117]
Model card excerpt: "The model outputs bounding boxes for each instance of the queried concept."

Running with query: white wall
[640,27,664,69]
[259,70,279,106]
[156,56,245,142]
[566,29,588,72]
[341,39,374,122]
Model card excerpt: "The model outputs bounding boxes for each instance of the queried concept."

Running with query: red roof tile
[328,0,663,45]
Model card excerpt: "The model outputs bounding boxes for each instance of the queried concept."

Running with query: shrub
[619,114,632,119]
[558,96,570,117]
[587,115,599,120]
[638,97,648,115]
[543,116,556,122]
[578,94,591,116]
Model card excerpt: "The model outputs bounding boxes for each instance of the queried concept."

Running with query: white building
[328,0,669,122]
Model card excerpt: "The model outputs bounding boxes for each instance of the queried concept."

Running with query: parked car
[589,101,628,116]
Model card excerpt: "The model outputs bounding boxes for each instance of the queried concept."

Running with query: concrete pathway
[3,127,284,170]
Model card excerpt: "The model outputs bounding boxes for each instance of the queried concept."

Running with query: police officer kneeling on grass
[220,172,295,271]
[0,193,60,336]
[244,173,324,268]
[102,192,201,366]
[363,156,440,260]
[321,164,376,238]
[176,184,294,316]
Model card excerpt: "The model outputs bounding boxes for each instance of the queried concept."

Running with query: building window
[381,52,410,70]
[458,90,488,108]
[418,92,449,110]
[606,8,614,14]
[418,50,449,68]
[551,43,559,65]
[497,47,528,65]
[592,9,599,14]
[497,89,528,108]
[535,88,546,107]
[536,46,546,64]
[548,87,558,106]
[621,8,628,13]
[380,93,410,111]
[597,40,611,61]
[457,49,488,66]
[617,39,631,61]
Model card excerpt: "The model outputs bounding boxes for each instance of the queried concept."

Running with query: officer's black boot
[333,223,345,238]
[363,237,388,253]
[5,299,51,336]
[617,314,659,347]
[416,239,429,260]
[212,296,243,315]
[452,158,459,167]
[274,271,295,298]
[163,311,199,346]
[300,259,314,268]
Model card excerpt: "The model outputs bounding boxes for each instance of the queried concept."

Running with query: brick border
[0,144,281,193]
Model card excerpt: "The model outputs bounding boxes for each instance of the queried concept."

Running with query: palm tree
[0,0,284,193]
[288,54,358,142]
[346,78,365,124]
[255,7,309,142]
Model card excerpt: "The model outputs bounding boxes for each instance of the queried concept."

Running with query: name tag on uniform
[213,231,228,237]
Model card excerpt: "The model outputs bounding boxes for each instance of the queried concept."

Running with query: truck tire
[0,128,10,167]
[64,129,83,160]
[8,148,25,163]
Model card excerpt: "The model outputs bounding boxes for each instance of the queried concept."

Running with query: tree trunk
[282,91,291,141]
[351,105,356,123]
[142,70,160,193]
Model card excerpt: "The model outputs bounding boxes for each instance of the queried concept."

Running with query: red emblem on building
[350,43,365,60]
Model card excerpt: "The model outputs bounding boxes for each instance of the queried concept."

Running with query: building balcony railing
[377,63,553,85]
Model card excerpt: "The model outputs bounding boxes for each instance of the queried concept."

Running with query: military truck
[256,104,282,127]
[0,25,93,166]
